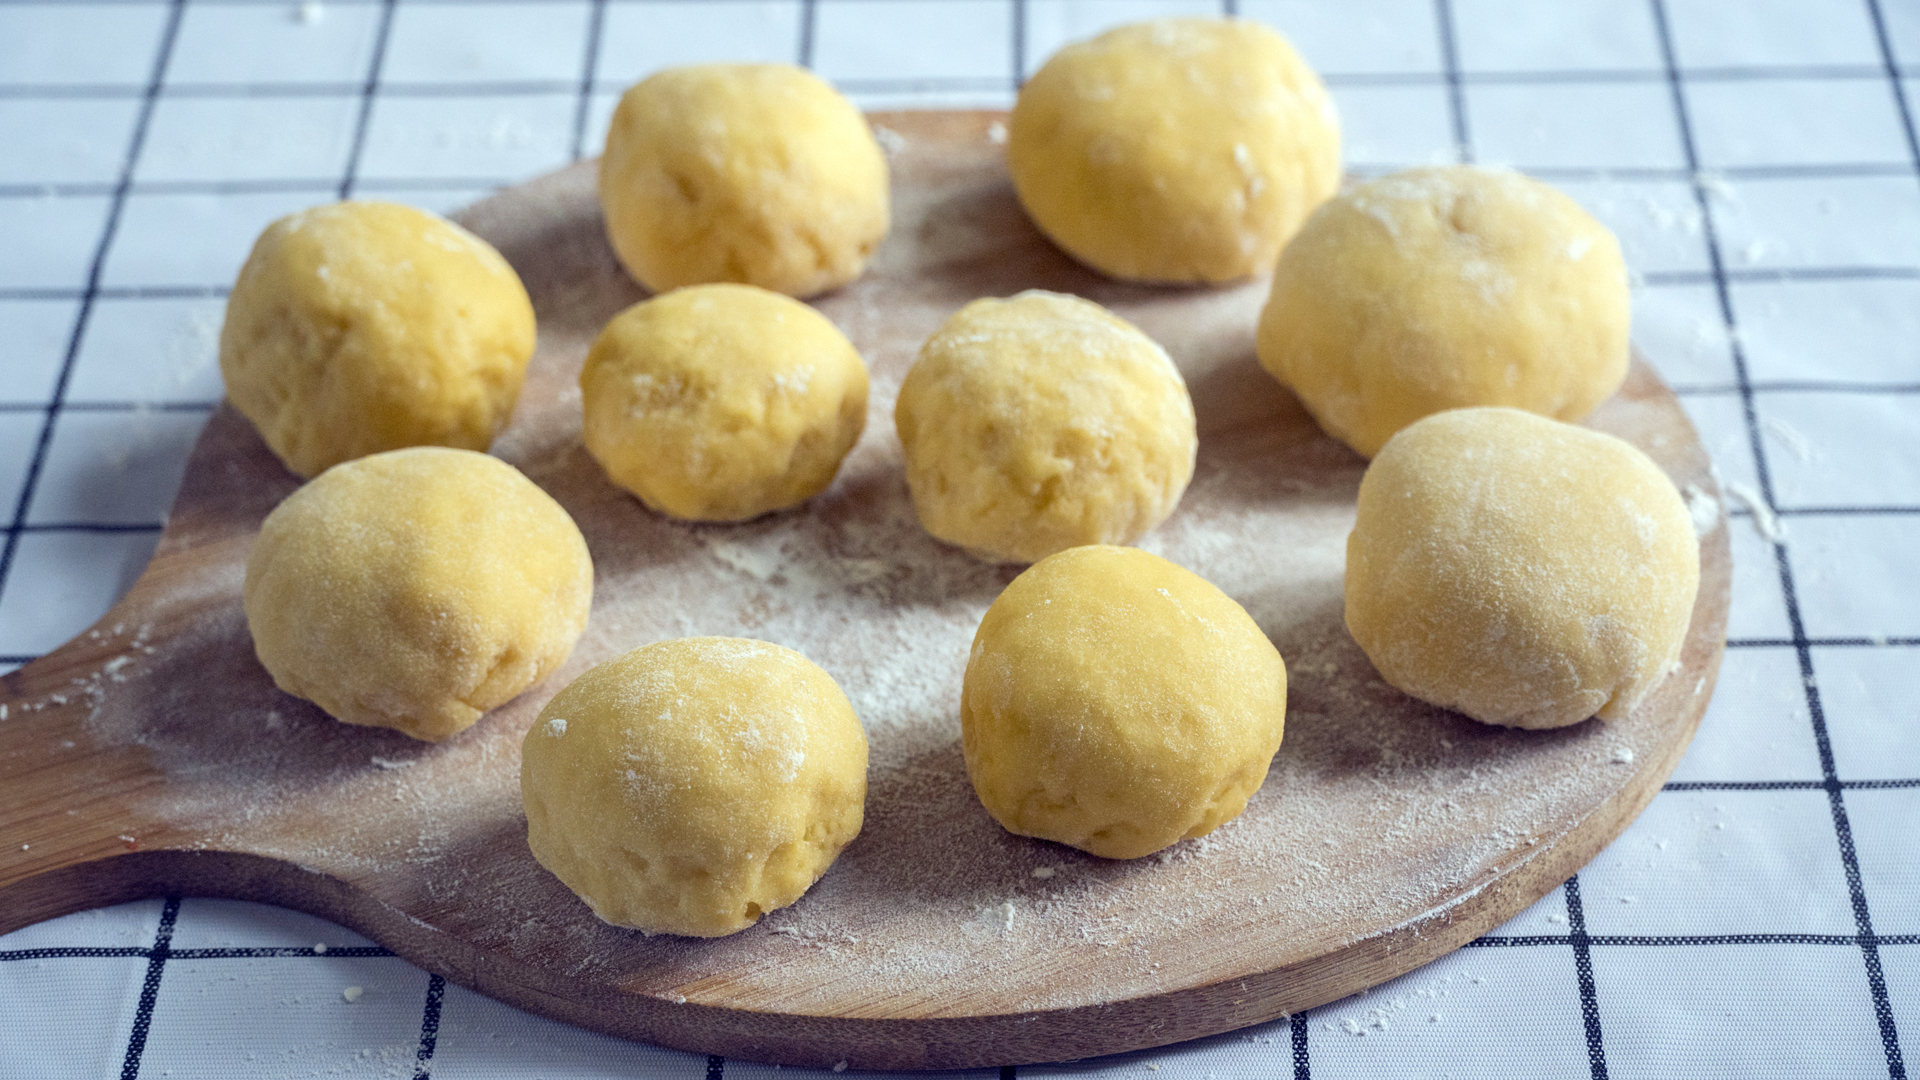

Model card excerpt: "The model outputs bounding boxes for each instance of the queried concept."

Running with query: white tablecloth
[3,0,1916,1076]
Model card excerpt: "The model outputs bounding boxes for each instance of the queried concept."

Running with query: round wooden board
[0,111,1730,1071]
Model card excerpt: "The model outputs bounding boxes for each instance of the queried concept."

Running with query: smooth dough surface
[962,545,1288,860]
[599,64,889,299]
[894,290,1196,564]
[581,284,869,522]
[243,447,593,742]
[1257,166,1629,459]
[1345,408,1700,730]
[220,200,537,479]
[1007,18,1340,283]
[520,637,868,938]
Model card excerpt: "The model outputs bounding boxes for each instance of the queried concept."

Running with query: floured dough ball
[1007,18,1340,283]
[894,291,1196,563]
[1257,166,1629,459]
[581,284,869,522]
[962,545,1287,859]
[243,447,593,742]
[220,201,537,479]
[599,64,890,299]
[1345,408,1699,730]
[520,637,868,937]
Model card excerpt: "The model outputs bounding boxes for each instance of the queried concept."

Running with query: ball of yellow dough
[599,64,890,299]
[894,290,1196,563]
[243,447,593,743]
[1345,408,1700,730]
[520,637,868,937]
[1257,166,1630,459]
[580,284,869,522]
[219,200,537,479]
[962,545,1287,860]
[1006,18,1340,284]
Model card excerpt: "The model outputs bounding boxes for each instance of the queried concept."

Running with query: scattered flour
[1683,483,1720,537]
[1724,481,1785,542]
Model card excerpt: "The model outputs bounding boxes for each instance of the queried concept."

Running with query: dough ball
[1257,166,1629,459]
[962,545,1288,860]
[599,64,890,299]
[1007,18,1340,283]
[220,200,537,479]
[243,447,593,742]
[520,637,868,937]
[894,290,1196,563]
[580,284,869,522]
[1345,407,1700,730]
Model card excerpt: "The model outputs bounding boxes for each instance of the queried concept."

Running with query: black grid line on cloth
[1562,875,1609,1079]
[1668,779,1920,792]
[1473,933,1920,948]
[1649,1,1910,1074]
[1865,0,1920,182]
[1011,0,1025,88]
[710,1053,728,1080]
[15,523,166,533]
[1431,0,1471,164]
[1732,638,1920,648]
[570,0,608,161]
[1643,268,1920,285]
[339,0,400,200]
[0,402,218,414]
[0,0,184,671]
[6,162,1917,201]
[170,944,397,958]
[19,61,1920,97]
[1775,507,1920,516]
[798,0,817,68]
[1291,1009,1311,1079]
[0,943,396,961]
[4,266,1913,304]
[997,1064,1014,1080]
[118,896,180,1080]
[0,946,151,961]
[1677,382,1920,396]
[412,972,446,1078]
[10,160,1920,198]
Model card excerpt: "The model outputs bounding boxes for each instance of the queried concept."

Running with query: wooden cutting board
[0,111,1730,1071]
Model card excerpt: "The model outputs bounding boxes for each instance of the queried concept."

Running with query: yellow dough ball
[599,64,890,299]
[1345,408,1700,730]
[1007,18,1340,283]
[219,201,537,479]
[580,284,869,522]
[1257,166,1629,459]
[520,637,868,937]
[962,546,1287,860]
[243,447,593,743]
[894,290,1196,563]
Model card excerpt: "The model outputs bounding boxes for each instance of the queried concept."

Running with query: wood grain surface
[0,111,1732,1070]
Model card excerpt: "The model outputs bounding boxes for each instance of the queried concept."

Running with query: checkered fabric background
[1,0,1916,1076]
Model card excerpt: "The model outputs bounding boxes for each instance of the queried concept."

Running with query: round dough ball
[1257,166,1630,459]
[894,290,1196,563]
[1007,18,1340,283]
[520,637,868,937]
[1345,407,1700,730]
[599,64,890,299]
[243,447,593,742]
[220,200,537,479]
[962,545,1287,860]
[580,284,869,522]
